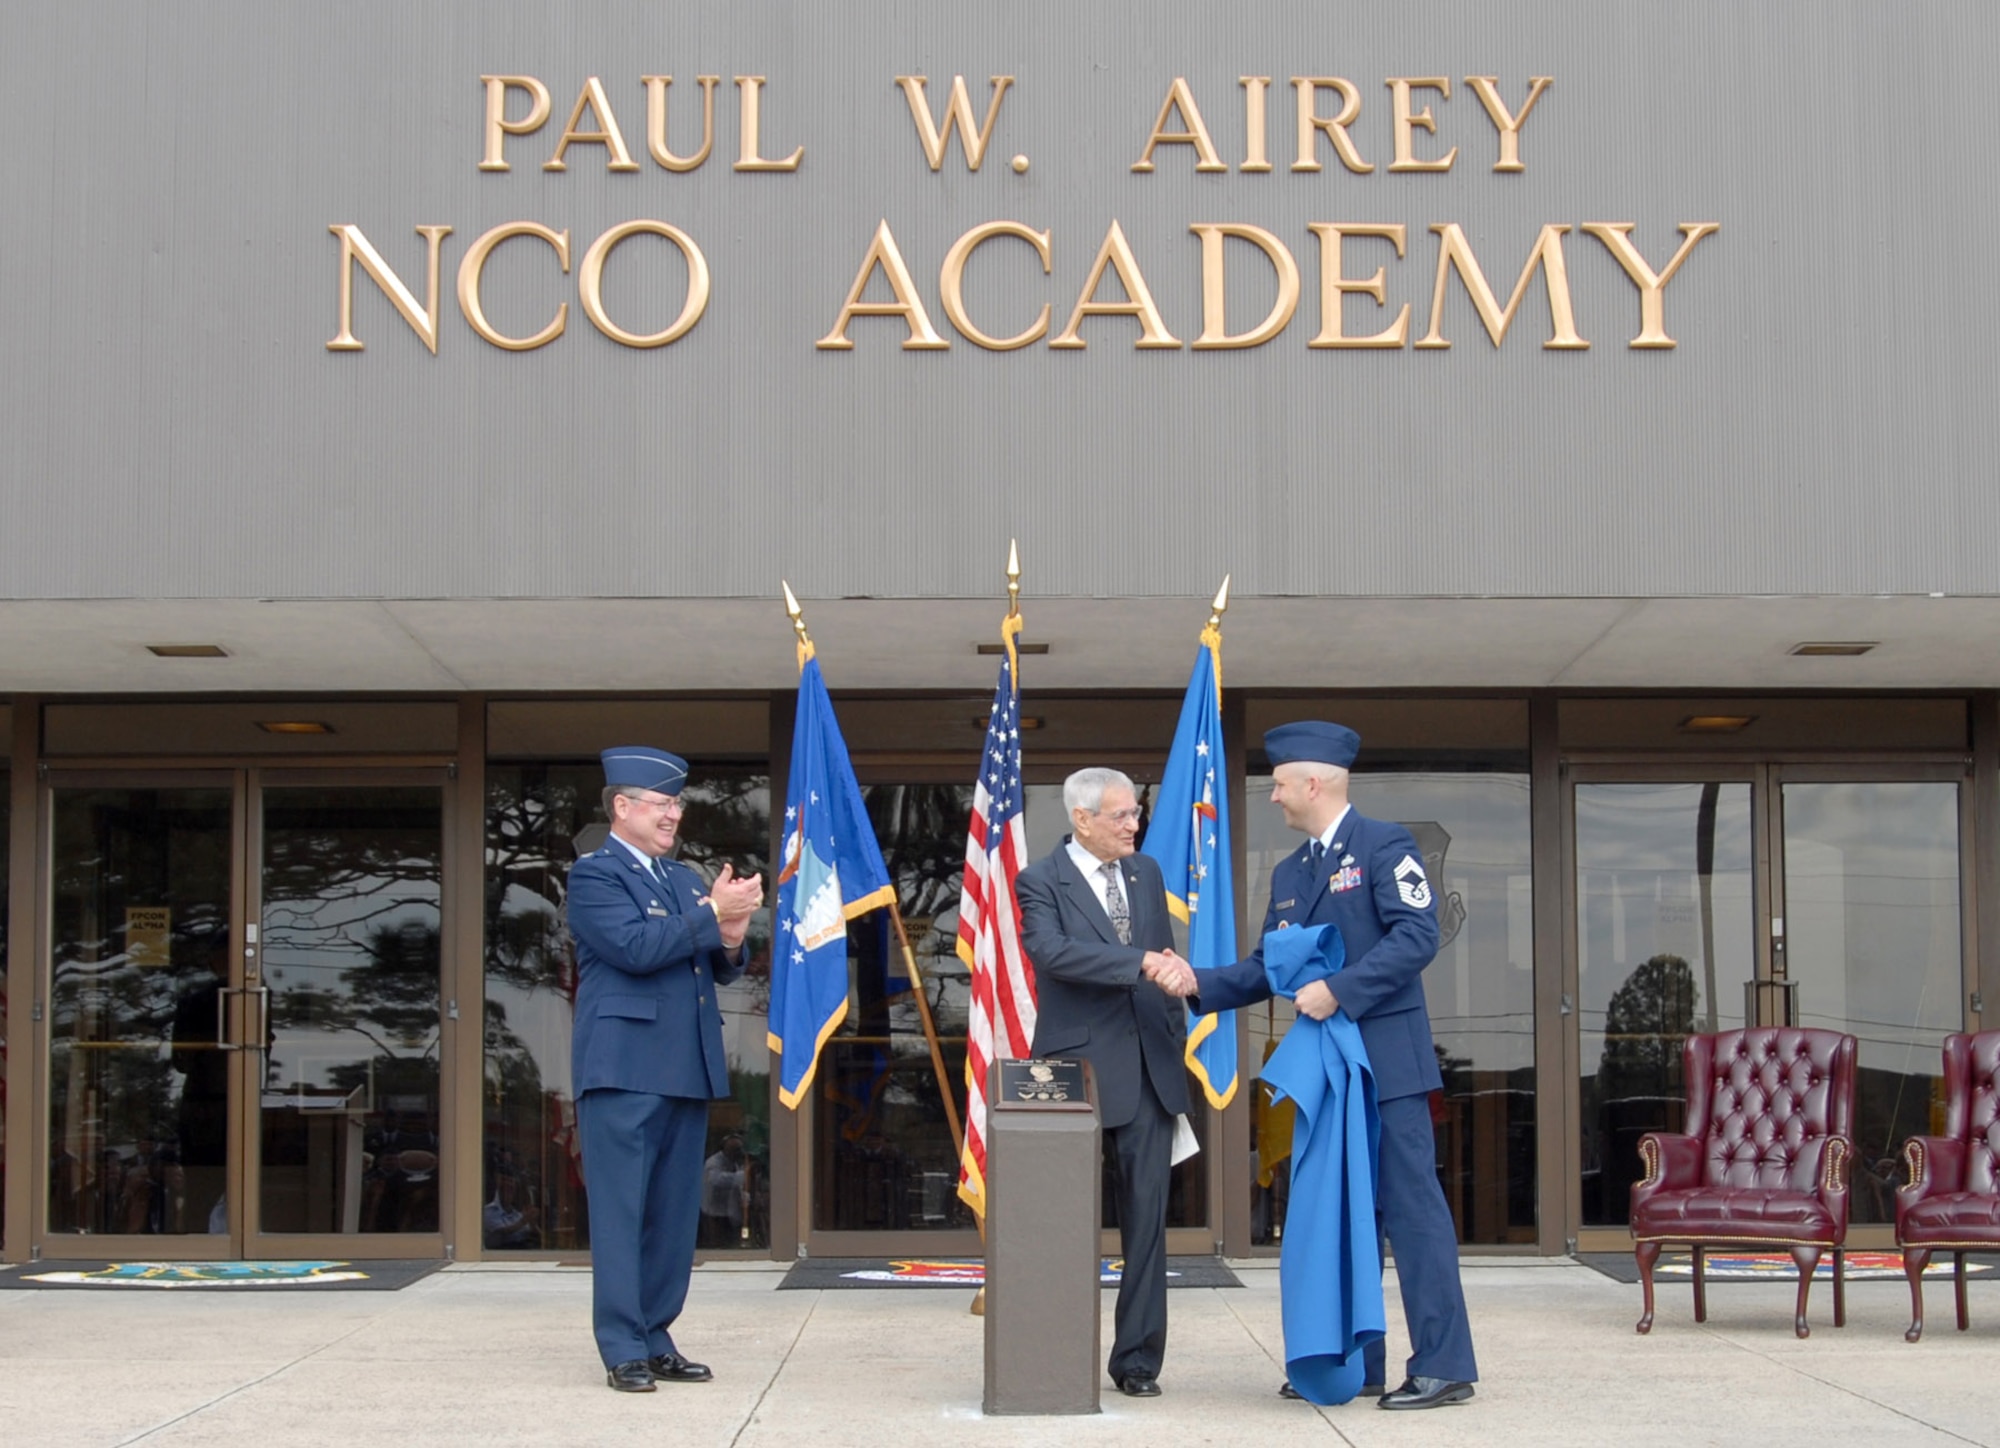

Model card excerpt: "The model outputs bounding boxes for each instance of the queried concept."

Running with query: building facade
[3,3,1996,1264]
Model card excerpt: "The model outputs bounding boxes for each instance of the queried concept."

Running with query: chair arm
[1897,1136,1967,1204]
[1634,1132,1702,1192]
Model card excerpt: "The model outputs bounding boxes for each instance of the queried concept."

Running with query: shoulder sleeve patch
[1392,853,1433,910]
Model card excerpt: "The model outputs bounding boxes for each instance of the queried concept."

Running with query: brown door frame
[26,765,454,1263]
[1561,754,1973,1256]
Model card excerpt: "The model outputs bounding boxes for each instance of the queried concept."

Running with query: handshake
[1141,949,1197,998]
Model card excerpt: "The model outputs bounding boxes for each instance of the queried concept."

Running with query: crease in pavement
[1704,1327,1989,1447]
[727,1287,821,1446]
[1215,1289,1358,1443]
[112,1282,437,1445]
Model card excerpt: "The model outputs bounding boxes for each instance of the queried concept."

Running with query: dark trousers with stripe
[1363,1093,1479,1386]
[578,1088,707,1369]
[1107,1083,1174,1383]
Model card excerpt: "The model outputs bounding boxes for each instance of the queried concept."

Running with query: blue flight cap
[1264,721,1361,769]
[600,746,689,795]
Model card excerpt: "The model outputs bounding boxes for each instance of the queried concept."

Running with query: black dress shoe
[647,1352,714,1383]
[1115,1373,1162,1397]
[606,1360,656,1392]
[1280,1379,1386,1401]
[1377,1376,1474,1410]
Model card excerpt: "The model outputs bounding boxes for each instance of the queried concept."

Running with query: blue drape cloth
[1261,923,1385,1405]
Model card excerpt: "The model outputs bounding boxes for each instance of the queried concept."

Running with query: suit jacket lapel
[1295,842,1333,914]
[1055,845,1123,945]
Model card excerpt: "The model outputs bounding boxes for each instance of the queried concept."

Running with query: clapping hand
[705,863,765,949]
[1142,949,1197,998]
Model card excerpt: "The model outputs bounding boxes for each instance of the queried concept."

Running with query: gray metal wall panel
[1,3,1995,602]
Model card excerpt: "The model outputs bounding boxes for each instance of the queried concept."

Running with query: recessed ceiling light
[1789,642,1876,657]
[975,641,1050,655]
[1678,715,1756,733]
[147,643,229,658]
[257,721,335,735]
[971,716,1043,730]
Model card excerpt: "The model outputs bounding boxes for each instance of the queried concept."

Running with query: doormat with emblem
[778,1256,1241,1290]
[1576,1251,1997,1285]
[0,1259,449,1290]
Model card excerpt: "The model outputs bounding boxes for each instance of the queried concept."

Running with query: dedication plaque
[994,1057,1092,1111]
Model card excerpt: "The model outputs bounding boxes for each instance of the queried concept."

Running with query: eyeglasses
[1094,807,1143,825]
[625,792,684,813]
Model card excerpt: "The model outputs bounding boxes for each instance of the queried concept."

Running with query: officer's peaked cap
[1264,721,1361,769]
[600,746,689,795]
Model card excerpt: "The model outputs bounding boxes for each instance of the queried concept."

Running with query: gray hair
[1064,767,1135,815]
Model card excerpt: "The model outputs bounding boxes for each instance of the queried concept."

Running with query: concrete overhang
[0,595,1996,694]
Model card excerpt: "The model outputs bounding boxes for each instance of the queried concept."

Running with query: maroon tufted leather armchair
[1895,1030,2000,1342]
[1630,1027,1857,1338]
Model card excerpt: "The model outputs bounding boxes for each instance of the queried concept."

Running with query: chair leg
[1636,1241,1661,1334]
[1903,1246,1929,1342]
[1788,1245,1820,1339]
[1692,1244,1708,1323]
[1832,1247,1846,1328]
[1955,1252,1970,1333]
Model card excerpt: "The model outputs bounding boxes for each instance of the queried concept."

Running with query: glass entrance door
[45,780,239,1246]
[1567,764,1969,1248]
[39,771,447,1258]
[1773,771,1967,1229]
[1568,774,1758,1243]
[250,778,445,1250]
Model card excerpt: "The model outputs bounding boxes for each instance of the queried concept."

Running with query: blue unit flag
[1140,623,1239,1108]
[769,653,897,1109]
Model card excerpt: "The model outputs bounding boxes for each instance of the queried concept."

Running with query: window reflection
[483,764,772,1251]
[257,787,443,1235]
[1574,783,1751,1228]
[46,788,234,1237]
[0,777,8,1251]
[1245,769,1536,1246]
[1782,781,1961,1226]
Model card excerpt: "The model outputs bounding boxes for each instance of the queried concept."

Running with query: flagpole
[967,540,1027,1316]
[781,581,964,1161]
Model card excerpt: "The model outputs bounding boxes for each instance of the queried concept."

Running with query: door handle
[217,986,272,1051]
[217,986,247,1051]
[1560,993,1574,1017]
[247,986,270,1052]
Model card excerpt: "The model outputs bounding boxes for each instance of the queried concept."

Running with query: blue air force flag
[769,656,896,1109]
[1140,626,1239,1109]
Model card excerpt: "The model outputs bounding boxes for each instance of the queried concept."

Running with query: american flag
[954,613,1036,1220]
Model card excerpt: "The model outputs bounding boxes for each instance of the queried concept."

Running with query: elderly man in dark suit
[1017,766,1192,1399]
[567,746,764,1392]
[1186,722,1477,1411]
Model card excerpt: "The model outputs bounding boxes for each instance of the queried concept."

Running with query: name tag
[646,906,669,917]
[1274,898,1296,910]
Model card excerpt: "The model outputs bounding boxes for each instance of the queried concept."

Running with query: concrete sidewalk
[0,1257,1993,1447]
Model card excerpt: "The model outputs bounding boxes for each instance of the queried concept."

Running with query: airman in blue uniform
[1191,722,1478,1411]
[568,746,764,1392]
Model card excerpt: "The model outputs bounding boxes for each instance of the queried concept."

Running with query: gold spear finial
[1208,573,1231,630]
[1006,539,1021,619]
[782,580,815,667]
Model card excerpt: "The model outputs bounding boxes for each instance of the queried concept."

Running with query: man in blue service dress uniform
[568,746,764,1392]
[1188,722,1478,1411]
[1016,768,1193,1399]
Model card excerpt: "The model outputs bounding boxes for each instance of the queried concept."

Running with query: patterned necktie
[1100,861,1131,944]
